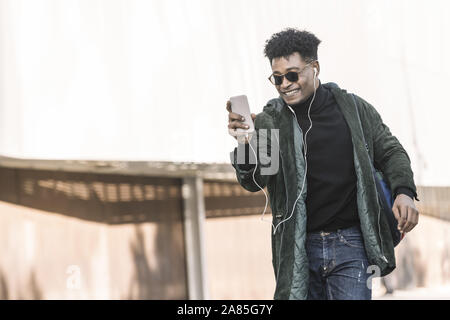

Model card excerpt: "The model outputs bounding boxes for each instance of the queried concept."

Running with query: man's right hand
[226,100,256,144]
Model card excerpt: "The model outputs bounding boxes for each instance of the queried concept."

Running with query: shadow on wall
[395,237,426,289]
[125,224,187,299]
[0,268,42,300]
[0,269,8,299]
[127,225,153,299]
[384,226,448,291]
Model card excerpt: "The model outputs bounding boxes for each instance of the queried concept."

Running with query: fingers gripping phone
[230,95,255,136]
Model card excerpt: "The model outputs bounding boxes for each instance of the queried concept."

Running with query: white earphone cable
[246,139,272,227]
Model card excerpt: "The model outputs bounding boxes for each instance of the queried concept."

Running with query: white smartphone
[230,95,255,135]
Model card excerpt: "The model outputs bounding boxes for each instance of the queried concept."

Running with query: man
[226,28,419,300]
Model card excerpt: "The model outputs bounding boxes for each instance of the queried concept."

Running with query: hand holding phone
[226,95,256,144]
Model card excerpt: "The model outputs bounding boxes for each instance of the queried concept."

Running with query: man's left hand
[392,194,419,234]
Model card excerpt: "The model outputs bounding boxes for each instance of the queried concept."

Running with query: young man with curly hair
[226,28,419,300]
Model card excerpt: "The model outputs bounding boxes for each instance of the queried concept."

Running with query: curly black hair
[263,28,321,63]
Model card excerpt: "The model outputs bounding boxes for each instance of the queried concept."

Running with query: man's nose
[280,76,292,89]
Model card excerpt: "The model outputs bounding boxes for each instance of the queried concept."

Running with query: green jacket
[230,82,418,300]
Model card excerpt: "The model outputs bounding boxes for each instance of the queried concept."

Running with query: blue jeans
[306,225,372,300]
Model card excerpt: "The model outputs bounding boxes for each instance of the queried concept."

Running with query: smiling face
[270,52,319,105]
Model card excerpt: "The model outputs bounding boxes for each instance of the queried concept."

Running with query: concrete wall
[0,200,187,299]
[0,167,187,299]
[382,214,450,291]
[205,215,275,299]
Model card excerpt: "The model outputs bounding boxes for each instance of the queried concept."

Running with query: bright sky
[0,0,449,186]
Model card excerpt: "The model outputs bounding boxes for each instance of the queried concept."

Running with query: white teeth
[284,89,300,96]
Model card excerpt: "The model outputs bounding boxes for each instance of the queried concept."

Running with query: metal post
[182,176,208,299]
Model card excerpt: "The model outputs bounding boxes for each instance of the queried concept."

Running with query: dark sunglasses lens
[285,72,299,82]
[273,75,283,85]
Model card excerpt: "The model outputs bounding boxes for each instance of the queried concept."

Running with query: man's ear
[314,61,320,74]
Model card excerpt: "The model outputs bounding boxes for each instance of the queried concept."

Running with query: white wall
[0,0,449,186]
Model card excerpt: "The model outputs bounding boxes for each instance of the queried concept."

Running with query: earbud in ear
[314,68,318,75]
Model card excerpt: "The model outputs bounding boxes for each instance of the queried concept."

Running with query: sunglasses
[268,61,314,85]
